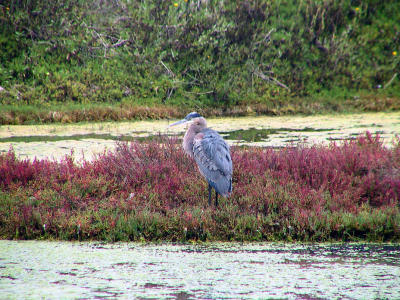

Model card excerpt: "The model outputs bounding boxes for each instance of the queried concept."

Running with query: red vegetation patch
[0,132,399,241]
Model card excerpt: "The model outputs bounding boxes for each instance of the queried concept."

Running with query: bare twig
[255,28,275,45]
[111,39,128,48]
[184,90,214,95]
[384,73,397,89]
[167,88,174,98]
[270,77,290,90]
[81,21,127,57]
[92,30,108,57]
[37,41,54,45]
[254,70,290,90]
[160,60,175,77]
[162,88,175,103]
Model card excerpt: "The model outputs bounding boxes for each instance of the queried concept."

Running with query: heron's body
[170,112,233,206]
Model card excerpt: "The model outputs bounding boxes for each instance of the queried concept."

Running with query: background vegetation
[0,0,399,123]
[1,133,399,242]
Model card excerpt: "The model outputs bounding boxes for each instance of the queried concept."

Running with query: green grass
[0,0,399,124]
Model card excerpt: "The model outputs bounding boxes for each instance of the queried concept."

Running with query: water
[0,112,399,161]
[1,241,399,299]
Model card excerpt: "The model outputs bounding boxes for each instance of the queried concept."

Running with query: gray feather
[192,128,233,196]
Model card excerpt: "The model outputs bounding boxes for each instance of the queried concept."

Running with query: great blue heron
[170,112,233,206]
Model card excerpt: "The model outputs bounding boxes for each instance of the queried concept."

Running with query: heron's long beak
[169,119,188,127]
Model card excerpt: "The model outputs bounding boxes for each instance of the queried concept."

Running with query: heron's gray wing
[194,129,232,175]
[192,129,232,195]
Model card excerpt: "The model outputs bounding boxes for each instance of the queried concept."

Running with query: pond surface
[1,241,399,299]
[0,112,399,161]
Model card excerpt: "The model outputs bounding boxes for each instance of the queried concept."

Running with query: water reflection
[219,127,335,143]
[1,241,399,299]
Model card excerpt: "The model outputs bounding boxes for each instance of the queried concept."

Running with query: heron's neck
[183,126,196,157]
[183,119,206,156]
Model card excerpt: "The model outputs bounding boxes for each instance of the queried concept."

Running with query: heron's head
[169,112,206,130]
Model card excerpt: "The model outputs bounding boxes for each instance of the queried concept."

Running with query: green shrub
[0,0,399,111]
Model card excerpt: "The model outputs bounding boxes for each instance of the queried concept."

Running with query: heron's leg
[208,183,212,206]
[215,192,219,207]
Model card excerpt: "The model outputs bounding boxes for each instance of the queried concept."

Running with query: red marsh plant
[0,133,399,242]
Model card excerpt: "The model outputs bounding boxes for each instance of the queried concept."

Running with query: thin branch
[254,70,290,90]
[184,90,214,95]
[160,60,175,77]
[384,73,397,89]
[270,77,290,90]
[162,87,175,103]
[37,41,54,45]
[255,28,275,45]
[167,88,174,98]
[111,39,128,48]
